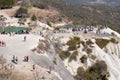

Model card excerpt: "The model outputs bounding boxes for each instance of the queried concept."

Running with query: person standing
[0,41,1,46]
[26,56,29,62]
[24,36,26,41]
[24,56,27,61]
[33,64,35,70]
[16,57,18,64]
[13,55,15,63]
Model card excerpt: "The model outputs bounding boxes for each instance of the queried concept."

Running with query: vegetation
[75,60,109,80]
[59,51,70,60]
[68,45,77,51]
[53,58,57,65]
[110,38,118,44]
[32,1,49,9]
[0,55,15,80]
[67,37,80,51]
[30,0,120,33]
[89,55,96,60]
[0,0,16,9]
[86,48,92,54]
[96,38,118,49]
[69,51,78,62]
[31,14,37,21]
[86,39,94,45]
[47,22,52,27]
[15,7,28,18]
[80,55,87,63]
[82,44,92,54]
[96,38,110,49]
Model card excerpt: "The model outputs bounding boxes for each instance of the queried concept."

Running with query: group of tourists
[0,40,6,46]
[12,55,18,64]
[53,25,107,35]
[24,56,29,62]
[12,55,29,64]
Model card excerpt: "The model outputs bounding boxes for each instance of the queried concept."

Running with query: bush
[82,44,92,54]
[96,38,110,49]
[75,67,85,79]
[110,38,118,44]
[67,37,80,51]
[53,58,57,65]
[47,22,51,27]
[86,39,94,45]
[68,51,78,62]
[80,55,87,63]
[89,55,96,60]
[111,32,115,36]
[0,55,15,80]
[75,60,109,80]
[0,0,16,9]
[33,2,49,9]
[86,48,92,54]
[80,41,86,46]
[68,44,77,51]
[59,51,70,60]
[67,38,77,46]
[14,7,28,18]
[31,14,37,21]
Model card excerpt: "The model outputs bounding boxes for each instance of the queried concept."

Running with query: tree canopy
[0,0,16,9]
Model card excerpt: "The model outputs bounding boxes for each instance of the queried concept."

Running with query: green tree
[31,14,37,21]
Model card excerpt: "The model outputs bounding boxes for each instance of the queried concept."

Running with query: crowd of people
[53,25,107,35]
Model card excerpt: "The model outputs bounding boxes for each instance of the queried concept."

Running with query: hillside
[0,0,120,33]
[64,0,120,6]
[0,1,120,80]
[29,0,120,33]
[0,24,120,80]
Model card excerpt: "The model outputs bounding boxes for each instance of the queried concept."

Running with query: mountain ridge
[64,0,120,6]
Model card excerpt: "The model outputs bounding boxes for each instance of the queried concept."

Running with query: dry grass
[11,71,33,80]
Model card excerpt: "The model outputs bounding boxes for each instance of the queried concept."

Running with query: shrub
[53,59,57,65]
[47,22,51,27]
[80,55,87,63]
[68,51,78,62]
[74,37,80,42]
[31,14,37,21]
[89,55,96,60]
[75,67,85,79]
[110,38,118,44]
[67,38,76,46]
[59,51,70,60]
[82,44,92,54]
[0,55,15,80]
[86,48,92,54]
[80,41,86,46]
[75,60,109,80]
[86,39,94,45]
[96,38,110,49]
[68,44,77,51]
[14,7,28,18]
[33,2,49,9]
[111,32,115,36]
[0,0,16,9]
[67,37,80,51]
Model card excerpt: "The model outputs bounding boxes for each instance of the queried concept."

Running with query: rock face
[31,27,120,80]
[31,34,75,80]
